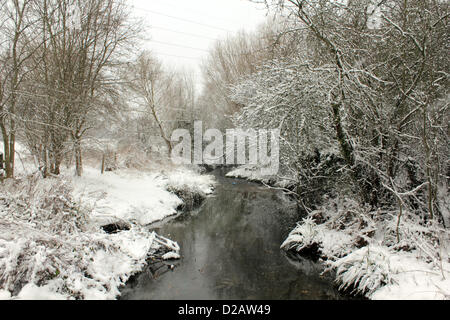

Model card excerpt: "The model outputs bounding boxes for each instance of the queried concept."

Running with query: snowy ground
[228,164,450,300]
[70,166,214,226]
[281,198,450,300]
[226,166,274,183]
[0,155,215,300]
[226,165,293,190]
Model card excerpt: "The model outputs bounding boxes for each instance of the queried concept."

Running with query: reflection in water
[120,171,344,300]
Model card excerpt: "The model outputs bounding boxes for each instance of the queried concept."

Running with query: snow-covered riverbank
[281,202,450,300]
[227,166,450,300]
[70,166,215,226]
[0,165,215,300]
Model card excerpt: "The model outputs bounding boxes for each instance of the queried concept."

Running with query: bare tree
[128,51,196,158]
[234,0,449,223]
[20,0,139,176]
[0,0,38,178]
[199,17,302,130]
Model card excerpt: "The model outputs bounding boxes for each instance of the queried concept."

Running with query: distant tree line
[199,0,449,224]
[0,0,197,178]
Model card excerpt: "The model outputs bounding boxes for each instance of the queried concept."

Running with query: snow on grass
[281,217,320,252]
[332,244,450,300]
[281,216,354,260]
[0,164,215,300]
[281,197,450,300]
[0,178,161,300]
[69,166,214,226]
[15,283,70,300]
[332,245,395,296]
[0,289,11,299]
[70,167,182,226]
[226,166,273,183]
[371,251,450,300]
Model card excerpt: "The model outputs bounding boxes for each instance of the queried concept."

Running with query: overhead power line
[134,7,234,33]
[149,25,219,41]
[152,51,203,61]
[149,0,246,25]
[149,40,210,53]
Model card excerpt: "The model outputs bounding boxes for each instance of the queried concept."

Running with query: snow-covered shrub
[0,173,88,234]
[226,165,274,184]
[386,211,450,274]
[164,168,215,211]
[1,220,130,298]
[332,246,395,296]
[281,215,355,260]
[0,174,164,299]
[164,167,215,195]
[282,197,378,254]
[281,217,319,253]
[282,194,450,299]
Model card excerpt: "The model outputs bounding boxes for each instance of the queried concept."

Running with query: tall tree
[22,0,139,176]
[128,51,196,158]
[0,0,38,178]
[239,0,448,219]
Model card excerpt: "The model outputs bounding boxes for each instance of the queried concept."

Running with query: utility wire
[149,25,219,41]
[148,0,246,25]
[149,40,210,53]
[134,7,234,33]
[152,51,203,61]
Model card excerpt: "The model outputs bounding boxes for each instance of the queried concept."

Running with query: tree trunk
[8,133,15,178]
[51,157,61,175]
[74,139,83,177]
[331,101,374,205]
[43,148,50,178]
[422,105,434,220]
[1,124,13,179]
[331,101,354,167]
[101,153,105,174]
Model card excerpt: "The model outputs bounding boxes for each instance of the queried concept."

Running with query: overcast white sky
[130,0,268,89]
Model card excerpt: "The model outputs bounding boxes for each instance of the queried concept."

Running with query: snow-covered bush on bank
[226,166,275,184]
[282,218,354,260]
[281,196,450,300]
[0,165,212,300]
[0,175,159,299]
[164,166,215,196]
[281,217,319,252]
[165,168,215,212]
[332,246,395,296]
[71,166,215,226]
[0,219,160,299]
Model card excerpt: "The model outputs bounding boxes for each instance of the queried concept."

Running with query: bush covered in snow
[164,168,215,212]
[0,174,176,299]
[0,173,88,234]
[281,218,319,253]
[332,246,395,296]
[281,196,450,299]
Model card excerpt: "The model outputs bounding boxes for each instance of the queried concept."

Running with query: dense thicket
[227,0,449,224]
[0,0,139,177]
[0,0,195,178]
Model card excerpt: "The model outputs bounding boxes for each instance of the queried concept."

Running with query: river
[120,169,344,300]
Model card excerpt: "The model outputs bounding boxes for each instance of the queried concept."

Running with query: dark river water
[120,169,344,300]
